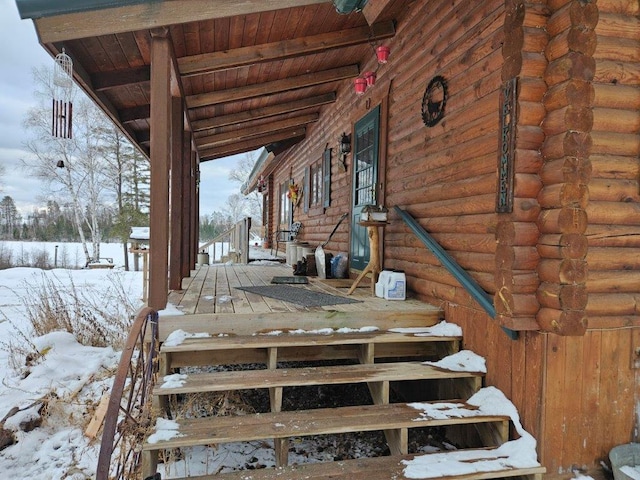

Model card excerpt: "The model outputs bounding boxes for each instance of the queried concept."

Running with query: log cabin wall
[266,0,639,474]
[535,0,640,474]
[495,0,547,332]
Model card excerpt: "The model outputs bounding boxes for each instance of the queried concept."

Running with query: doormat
[236,285,361,307]
[271,276,309,285]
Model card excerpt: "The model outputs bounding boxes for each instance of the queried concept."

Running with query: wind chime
[52,49,73,141]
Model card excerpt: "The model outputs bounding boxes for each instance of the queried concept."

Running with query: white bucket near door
[375,269,393,298]
[384,270,406,300]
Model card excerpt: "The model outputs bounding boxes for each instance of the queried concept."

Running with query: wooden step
[153,309,444,343]
[161,451,545,480]
[161,329,460,368]
[153,361,483,400]
[162,330,460,352]
[142,401,509,476]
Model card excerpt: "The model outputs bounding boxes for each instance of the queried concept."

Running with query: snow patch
[403,387,540,479]
[424,350,486,373]
[147,418,185,444]
[390,321,463,337]
[164,329,212,346]
[160,373,188,389]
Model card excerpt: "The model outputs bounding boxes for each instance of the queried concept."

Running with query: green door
[350,106,380,271]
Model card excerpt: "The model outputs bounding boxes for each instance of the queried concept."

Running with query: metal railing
[394,206,517,340]
[96,306,159,480]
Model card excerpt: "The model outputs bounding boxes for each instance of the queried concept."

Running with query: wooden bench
[142,401,510,476]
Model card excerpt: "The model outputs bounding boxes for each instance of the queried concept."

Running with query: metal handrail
[394,206,517,340]
[96,306,159,480]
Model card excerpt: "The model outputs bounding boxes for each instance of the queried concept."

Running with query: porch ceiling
[18,0,403,163]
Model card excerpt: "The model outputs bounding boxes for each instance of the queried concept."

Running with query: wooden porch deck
[167,261,438,316]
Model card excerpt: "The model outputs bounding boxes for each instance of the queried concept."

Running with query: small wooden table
[347,221,387,296]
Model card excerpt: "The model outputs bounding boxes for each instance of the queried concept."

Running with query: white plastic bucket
[296,243,311,263]
[286,242,299,266]
[375,270,393,298]
[384,270,406,300]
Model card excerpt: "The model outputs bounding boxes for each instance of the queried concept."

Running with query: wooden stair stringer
[145,308,545,480]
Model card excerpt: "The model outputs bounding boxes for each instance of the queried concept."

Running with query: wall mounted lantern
[338,132,351,172]
[354,77,367,95]
[339,132,352,156]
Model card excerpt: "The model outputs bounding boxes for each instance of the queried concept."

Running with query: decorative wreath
[421,75,448,127]
[287,182,302,206]
[257,175,267,193]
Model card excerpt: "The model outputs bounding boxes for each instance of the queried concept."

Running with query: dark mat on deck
[236,285,361,307]
[271,276,309,284]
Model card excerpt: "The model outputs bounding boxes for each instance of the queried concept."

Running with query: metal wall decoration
[496,77,518,213]
[421,75,447,127]
[52,49,74,139]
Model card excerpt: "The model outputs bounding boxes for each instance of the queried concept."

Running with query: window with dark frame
[279,180,290,225]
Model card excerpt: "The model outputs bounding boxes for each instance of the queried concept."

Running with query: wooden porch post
[148,30,172,310]
[191,155,200,268]
[169,96,184,291]
[181,131,193,279]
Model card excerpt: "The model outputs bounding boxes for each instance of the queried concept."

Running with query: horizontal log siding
[538,0,596,336]
[383,0,506,314]
[495,0,547,331]
[538,0,640,474]
[585,0,640,326]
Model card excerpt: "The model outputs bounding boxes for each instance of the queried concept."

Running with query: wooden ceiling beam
[363,0,407,24]
[179,21,395,77]
[199,128,307,161]
[121,104,151,124]
[191,92,336,131]
[34,0,331,43]
[187,64,359,109]
[92,66,151,92]
[196,113,319,149]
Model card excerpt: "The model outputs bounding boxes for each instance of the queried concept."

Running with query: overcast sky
[0,0,247,218]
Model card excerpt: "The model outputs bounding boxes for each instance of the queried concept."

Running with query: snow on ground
[0,241,571,479]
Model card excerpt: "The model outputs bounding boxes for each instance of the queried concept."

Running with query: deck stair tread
[166,451,546,480]
[161,330,461,353]
[154,361,483,396]
[154,309,445,343]
[143,401,509,450]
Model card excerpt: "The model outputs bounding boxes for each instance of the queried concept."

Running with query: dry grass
[18,271,136,349]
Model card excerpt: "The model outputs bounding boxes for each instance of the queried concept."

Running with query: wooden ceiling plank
[34,0,331,44]
[199,128,306,161]
[191,92,336,131]
[196,113,319,148]
[178,21,395,77]
[92,65,151,91]
[186,64,358,108]
[121,104,152,123]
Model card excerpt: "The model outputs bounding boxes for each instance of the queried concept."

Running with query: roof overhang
[15,0,404,163]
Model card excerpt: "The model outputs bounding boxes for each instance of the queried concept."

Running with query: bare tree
[21,66,111,265]
[228,151,262,224]
[96,120,150,270]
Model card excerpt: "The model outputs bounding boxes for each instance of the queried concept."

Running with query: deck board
[167,262,436,316]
